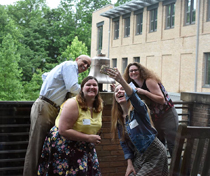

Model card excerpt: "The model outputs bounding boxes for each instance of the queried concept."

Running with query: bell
[88,56,115,91]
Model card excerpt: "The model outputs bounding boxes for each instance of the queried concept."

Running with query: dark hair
[123,62,161,85]
[76,76,103,113]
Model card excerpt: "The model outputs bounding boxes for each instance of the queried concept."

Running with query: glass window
[97,25,103,51]
[122,58,128,73]
[205,53,210,85]
[124,17,130,37]
[166,3,175,29]
[136,13,143,35]
[133,57,140,63]
[114,20,119,39]
[112,58,117,68]
[208,0,210,21]
[150,8,158,32]
[185,0,196,25]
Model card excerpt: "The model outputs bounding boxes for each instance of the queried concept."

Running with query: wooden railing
[173,101,193,125]
[167,101,193,166]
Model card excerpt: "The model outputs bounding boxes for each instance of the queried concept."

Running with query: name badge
[129,119,139,129]
[83,119,91,125]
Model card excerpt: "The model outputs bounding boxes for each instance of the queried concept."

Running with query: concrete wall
[181,92,210,127]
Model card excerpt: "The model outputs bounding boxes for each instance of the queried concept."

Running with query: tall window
[112,58,117,68]
[135,9,143,35]
[122,58,128,73]
[123,13,131,37]
[97,21,104,52]
[148,4,158,32]
[204,53,210,85]
[113,17,119,40]
[165,3,175,29]
[208,0,210,21]
[133,57,140,63]
[185,0,196,25]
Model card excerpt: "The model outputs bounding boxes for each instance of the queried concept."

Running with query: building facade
[91,0,210,93]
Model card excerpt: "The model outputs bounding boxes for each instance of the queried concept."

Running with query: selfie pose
[107,68,168,176]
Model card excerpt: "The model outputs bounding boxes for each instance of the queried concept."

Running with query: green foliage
[0,34,23,101]
[7,0,51,82]
[115,0,132,6]
[0,0,112,100]
[61,36,88,60]
[23,69,43,101]
[73,0,111,54]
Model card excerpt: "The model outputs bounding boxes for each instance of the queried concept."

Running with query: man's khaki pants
[23,98,59,176]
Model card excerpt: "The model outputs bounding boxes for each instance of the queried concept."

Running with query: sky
[0,0,118,8]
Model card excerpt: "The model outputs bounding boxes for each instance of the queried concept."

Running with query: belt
[39,96,59,110]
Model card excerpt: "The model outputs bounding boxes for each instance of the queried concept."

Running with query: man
[23,55,91,176]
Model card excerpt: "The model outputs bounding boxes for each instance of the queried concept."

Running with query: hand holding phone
[100,65,115,75]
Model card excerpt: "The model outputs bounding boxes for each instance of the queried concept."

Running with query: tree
[7,0,50,82]
[0,34,23,100]
[23,69,43,100]
[115,0,132,6]
[0,0,115,100]
[67,0,111,54]
[42,4,76,64]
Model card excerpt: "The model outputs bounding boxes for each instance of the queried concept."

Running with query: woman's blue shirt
[117,89,157,160]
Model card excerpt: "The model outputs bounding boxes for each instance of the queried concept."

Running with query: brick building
[91,0,210,93]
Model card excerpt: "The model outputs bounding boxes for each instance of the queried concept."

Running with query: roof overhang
[100,0,166,19]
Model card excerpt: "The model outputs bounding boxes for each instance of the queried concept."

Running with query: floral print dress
[37,126,101,176]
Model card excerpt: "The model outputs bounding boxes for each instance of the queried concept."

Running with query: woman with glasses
[123,63,178,157]
[107,68,168,176]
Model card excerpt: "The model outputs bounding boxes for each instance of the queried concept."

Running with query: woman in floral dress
[37,76,103,176]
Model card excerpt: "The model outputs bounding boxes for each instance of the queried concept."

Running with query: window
[122,58,128,73]
[185,0,196,25]
[113,18,119,40]
[112,58,117,68]
[135,9,143,35]
[165,2,175,29]
[208,0,210,21]
[204,53,210,85]
[133,57,140,63]
[123,13,131,37]
[97,21,104,52]
[148,4,158,32]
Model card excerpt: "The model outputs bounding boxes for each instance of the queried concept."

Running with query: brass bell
[88,56,115,91]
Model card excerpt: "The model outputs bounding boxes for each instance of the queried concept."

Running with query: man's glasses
[129,69,139,73]
[82,59,90,68]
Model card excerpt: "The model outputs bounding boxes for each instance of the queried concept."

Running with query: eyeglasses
[82,59,90,68]
[129,69,139,73]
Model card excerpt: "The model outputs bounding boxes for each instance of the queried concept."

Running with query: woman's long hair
[111,93,126,141]
[111,90,131,141]
[123,62,161,85]
[76,76,103,113]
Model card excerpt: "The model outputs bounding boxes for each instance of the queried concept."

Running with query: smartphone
[100,65,115,75]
